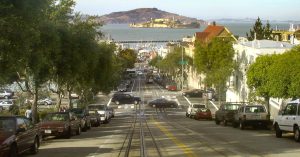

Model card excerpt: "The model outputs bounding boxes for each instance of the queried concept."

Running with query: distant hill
[96,8,206,25]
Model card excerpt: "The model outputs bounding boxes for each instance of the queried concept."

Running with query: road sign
[178,60,188,65]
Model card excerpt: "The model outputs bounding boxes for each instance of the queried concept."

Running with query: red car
[166,84,177,91]
[0,116,40,157]
[39,112,81,139]
[194,108,212,120]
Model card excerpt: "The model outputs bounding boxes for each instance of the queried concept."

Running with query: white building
[226,40,294,117]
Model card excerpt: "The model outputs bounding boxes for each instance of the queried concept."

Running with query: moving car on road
[273,99,300,142]
[0,116,40,157]
[39,112,81,138]
[111,93,141,105]
[148,98,178,108]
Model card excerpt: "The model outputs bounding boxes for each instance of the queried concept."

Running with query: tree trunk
[68,90,72,109]
[31,86,38,124]
[266,96,270,116]
[56,92,63,111]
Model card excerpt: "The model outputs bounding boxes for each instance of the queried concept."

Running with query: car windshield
[0,118,15,132]
[224,104,240,110]
[245,106,266,113]
[194,104,206,108]
[44,113,69,121]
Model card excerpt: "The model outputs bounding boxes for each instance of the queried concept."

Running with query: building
[184,24,237,89]
[226,39,294,117]
[272,23,300,44]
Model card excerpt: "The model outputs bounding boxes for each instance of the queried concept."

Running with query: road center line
[151,115,197,157]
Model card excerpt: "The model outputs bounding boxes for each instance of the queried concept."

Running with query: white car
[0,100,14,109]
[87,104,110,124]
[37,98,53,105]
[186,103,206,118]
[274,99,300,142]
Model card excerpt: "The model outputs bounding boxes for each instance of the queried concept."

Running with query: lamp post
[181,44,184,91]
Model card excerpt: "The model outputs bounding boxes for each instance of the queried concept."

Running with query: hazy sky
[74,0,300,21]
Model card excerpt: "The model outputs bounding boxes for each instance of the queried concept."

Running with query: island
[129,18,200,29]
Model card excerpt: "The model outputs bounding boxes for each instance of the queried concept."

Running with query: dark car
[39,112,81,138]
[68,108,91,132]
[148,98,178,108]
[215,103,241,126]
[0,116,40,157]
[111,93,141,105]
[182,89,204,97]
[87,110,101,127]
[194,108,212,120]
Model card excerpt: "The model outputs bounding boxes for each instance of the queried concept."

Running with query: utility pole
[181,44,184,91]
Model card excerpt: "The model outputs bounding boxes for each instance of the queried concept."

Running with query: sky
[74,0,300,21]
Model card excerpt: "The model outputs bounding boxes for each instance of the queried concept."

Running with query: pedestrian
[25,105,32,120]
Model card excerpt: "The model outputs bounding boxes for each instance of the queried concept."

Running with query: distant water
[100,23,290,41]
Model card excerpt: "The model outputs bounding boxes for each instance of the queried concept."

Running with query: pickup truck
[215,103,241,126]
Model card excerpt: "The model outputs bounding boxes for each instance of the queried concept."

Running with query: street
[24,77,300,157]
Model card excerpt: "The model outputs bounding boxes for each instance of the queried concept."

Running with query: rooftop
[240,40,294,49]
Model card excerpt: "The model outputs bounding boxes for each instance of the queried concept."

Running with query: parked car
[0,116,40,157]
[39,112,81,138]
[182,89,204,98]
[194,108,212,120]
[0,89,14,99]
[0,100,14,110]
[37,97,53,105]
[111,93,141,105]
[71,93,80,99]
[233,105,270,130]
[87,110,101,127]
[273,99,300,141]
[87,104,110,124]
[186,103,206,118]
[215,103,241,126]
[148,98,178,108]
[68,108,91,132]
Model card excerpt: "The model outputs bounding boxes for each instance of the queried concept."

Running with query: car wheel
[82,124,87,132]
[4,96,9,99]
[275,123,282,138]
[76,126,81,135]
[44,102,48,106]
[239,121,244,130]
[65,127,72,139]
[186,112,189,117]
[9,144,18,157]
[294,126,300,142]
[134,100,138,104]
[115,101,120,105]
[30,137,39,154]
[232,121,238,128]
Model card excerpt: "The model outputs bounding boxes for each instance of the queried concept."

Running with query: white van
[273,99,300,142]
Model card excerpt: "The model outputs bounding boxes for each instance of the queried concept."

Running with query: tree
[247,55,277,115]
[246,17,273,40]
[118,49,137,69]
[194,38,235,100]
[149,56,162,68]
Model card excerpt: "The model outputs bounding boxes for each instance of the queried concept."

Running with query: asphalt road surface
[23,76,300,157]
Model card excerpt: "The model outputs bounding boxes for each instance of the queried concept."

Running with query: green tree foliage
[194,38,235,91]
[118,48,137,68]
[246,17,273,40]
[158,46,192,79]
[247,46,300,113]
[149,56,162,68]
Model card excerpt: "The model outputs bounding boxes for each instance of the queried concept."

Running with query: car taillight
[243,115,246,120]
